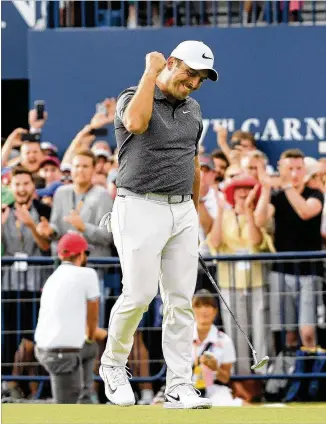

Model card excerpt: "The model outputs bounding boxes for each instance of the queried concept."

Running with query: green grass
[2,404,326,424]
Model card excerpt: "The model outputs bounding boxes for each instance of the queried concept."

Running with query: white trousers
[101,194,199,389]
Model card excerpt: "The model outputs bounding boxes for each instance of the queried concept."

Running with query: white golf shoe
[99,365,135,406]
[164,384,212,409]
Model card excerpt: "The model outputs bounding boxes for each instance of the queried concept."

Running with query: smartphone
[89,128,108,137]
[34,100,45,120]
[21,133,41,142]
[96,103,107,115]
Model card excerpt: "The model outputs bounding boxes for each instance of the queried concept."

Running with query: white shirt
[199,187,218,256]
[35,263,100,349]
[322,198,326,236]
[192,325,236,366]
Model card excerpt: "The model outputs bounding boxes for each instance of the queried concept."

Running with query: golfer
[100,40,218,409]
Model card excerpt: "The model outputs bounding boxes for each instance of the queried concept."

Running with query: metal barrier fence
[1,252,326,400]
[45,1,326,29]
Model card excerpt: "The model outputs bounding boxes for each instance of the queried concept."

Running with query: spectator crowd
[1,97,326,405]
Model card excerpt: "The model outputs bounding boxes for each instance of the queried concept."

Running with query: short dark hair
[193,289,218,309]
[280,149,305,160]
[232,130,256,147]
[211,149,229,166]
[241,131,256,146]
[74,149,96,167]
[11,166,34,182]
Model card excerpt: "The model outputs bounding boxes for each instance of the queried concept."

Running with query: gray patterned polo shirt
[114,85,203,195]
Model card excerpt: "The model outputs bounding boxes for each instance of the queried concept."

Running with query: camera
[21,133,41,142]
[89,128,108,137]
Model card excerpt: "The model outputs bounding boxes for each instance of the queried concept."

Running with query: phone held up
[89,128,108,137]
[34,100,45,120]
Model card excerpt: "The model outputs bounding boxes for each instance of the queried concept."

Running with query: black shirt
[271,187,324,275]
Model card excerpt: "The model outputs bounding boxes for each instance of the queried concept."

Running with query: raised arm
[254,164,275,227]
[209,194,225,249]
[284,188,323,220]
[244,185,263,247]
[1,128,27,167]
[122,52,166,134]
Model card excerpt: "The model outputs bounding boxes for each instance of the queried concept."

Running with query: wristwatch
[283,184,293,191]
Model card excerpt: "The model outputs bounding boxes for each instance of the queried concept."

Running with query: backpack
[284,347,326,402]
[264,347,297,402]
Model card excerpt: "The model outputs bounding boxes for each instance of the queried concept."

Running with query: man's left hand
[64,210,86,232]
[15,204,35,229]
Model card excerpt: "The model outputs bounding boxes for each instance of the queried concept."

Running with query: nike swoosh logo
[102,367,117,394]
[166,393,180,402]
[183,111,191,114]
[202,53,213,60]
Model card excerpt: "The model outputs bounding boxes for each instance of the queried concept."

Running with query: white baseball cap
[170,40,218,82]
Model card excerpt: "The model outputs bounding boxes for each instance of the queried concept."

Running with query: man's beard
[16,194,33,205]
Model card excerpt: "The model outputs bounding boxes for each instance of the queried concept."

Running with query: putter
[198,253,269,371]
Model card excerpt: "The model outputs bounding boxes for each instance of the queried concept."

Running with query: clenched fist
[145,52,166,76]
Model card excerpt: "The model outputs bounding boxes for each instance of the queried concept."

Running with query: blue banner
[28,26,326,165]
[1,1,44,79]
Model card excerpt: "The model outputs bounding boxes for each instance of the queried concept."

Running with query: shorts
[269,272,323,331]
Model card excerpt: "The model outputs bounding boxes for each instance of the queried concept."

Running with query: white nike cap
[170,40,218,82]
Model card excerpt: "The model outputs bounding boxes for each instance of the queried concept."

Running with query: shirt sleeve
[85,269,100,300]
[83,188,114,245]
[321,201,326,233]
[221,334,236,364]
[50,187,64,237]
[308,189,324,205]
[116,89,136,122]
[195,121,203,157]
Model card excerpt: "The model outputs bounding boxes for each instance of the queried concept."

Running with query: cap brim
[183,60,218,82]
[199,163,215,170]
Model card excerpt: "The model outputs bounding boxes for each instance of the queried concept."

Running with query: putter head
[251,355,269,370]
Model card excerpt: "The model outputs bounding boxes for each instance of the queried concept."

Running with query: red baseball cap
[40,156,61,169]
[223,175,261,207]
[57,232,89,258]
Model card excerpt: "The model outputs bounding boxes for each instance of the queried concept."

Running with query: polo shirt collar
[154,85,166,100]
[154,85,189,104]
[193,325,218,345]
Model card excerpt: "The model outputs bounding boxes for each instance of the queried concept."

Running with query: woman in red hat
[206,174,274,383]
